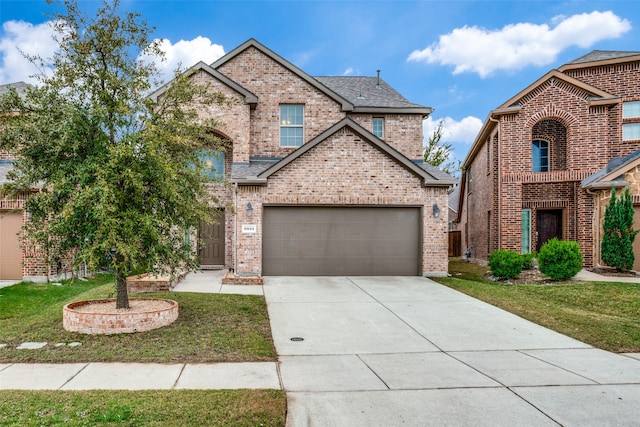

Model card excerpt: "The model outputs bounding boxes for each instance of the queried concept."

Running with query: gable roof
[498,69,618,110]
[232,117,455,187]
[582,149,640,190]
[147,61,258,106]
[314,76,432,115]
[211,38,354,112]
[0,81,31,97]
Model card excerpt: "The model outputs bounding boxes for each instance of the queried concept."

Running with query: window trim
[279,104,304,147]
[532,139,549,172]
[372,117,384,138]
[200,149,225,180]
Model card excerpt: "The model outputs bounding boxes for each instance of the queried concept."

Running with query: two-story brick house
[0,82,73,281]
[457,50,640,270]
[151,38,454,277]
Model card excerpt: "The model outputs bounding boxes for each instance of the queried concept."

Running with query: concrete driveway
[264,276,640,427]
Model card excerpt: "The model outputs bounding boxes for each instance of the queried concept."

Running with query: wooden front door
[536,209,563,252]
[199,212,225,267]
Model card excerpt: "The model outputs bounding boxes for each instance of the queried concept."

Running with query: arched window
[532,139,549,172]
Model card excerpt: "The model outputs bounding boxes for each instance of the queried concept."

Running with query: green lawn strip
[0,279,276,363]
[435,260,640,353]
[0,389,286,427]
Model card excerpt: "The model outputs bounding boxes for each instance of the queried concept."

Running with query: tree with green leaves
[0,0,228,308]
[601,187,638,271]
[423,119,460,178]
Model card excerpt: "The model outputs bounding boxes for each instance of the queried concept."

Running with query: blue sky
[1,0,639,164]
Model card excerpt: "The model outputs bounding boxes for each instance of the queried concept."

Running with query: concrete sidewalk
[172,269,263,295]
[264,276,640,427]
[0,362,280,390]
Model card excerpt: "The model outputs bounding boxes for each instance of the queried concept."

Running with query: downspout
[233,182,238,273]
[585,187,601,269]
[489,115,501,248]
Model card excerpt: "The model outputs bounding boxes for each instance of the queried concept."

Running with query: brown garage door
[0,211,23,280]
[263,207,421,276]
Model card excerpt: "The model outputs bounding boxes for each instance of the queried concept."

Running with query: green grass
[434,259,640,353]
[0,275,276,363]
[0,389,286,426]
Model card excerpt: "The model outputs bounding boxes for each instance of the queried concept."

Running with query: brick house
[151,39,454,277]
[456,50,640,270]
[0,82,75,281]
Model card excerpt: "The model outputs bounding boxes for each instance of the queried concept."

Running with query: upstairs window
[280,105,304,147]
[532,139,549,172]
[200,150,224,179]
[372,118,384,138]
[623,101,640,141]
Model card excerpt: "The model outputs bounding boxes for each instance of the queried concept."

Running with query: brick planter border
[63,298,179,335]
[221,270,264,285]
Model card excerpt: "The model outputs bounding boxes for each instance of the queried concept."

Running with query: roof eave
[147,61,259,106]
[232,177,268,186]
[583,180,628,190]
[352,106,433,115]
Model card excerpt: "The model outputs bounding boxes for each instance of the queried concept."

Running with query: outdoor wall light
[432,204,440,218]
[246,202,253,218]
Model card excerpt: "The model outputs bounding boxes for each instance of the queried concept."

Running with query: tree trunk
[115,270,130,309]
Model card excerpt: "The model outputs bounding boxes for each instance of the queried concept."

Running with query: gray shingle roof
[0,81,31,97]
[416,161,455,182]
[314,76,428,109]
[566,50,640,65]
[231,159,279,180]
[582,149,640,188]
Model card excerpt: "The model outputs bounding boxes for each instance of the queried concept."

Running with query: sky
[1,0,639,166]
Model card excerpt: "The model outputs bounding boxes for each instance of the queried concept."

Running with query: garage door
[263,207,421,276]
[0,211,23,280]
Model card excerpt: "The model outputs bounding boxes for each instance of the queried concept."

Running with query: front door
[536,209,563,251]
[199,211,225,267]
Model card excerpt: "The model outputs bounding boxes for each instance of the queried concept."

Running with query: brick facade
[10,39,451,281]
[191,39,451,277]
[459,52,640,270]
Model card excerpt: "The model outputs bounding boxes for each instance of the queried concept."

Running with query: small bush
[521,252,536,270]
[538,238,583,281]
[488,249,523,280]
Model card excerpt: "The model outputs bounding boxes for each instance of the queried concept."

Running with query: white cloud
[140,36,225,85]
[342,66,354,76]
[0,20,226,87]
[408,11,631,77]
[0,20,58,84]
[424,115,483,146]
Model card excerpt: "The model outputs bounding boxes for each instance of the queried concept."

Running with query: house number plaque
[242,224,257,234]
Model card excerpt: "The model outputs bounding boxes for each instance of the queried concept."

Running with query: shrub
[521,252,536,270]
[601,187,639,271]
[488,249,523,280]
[538,238,583,281]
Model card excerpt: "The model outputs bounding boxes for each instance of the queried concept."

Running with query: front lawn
[0,275,276,363]
[433,259,640,353]
[0,389,286,427]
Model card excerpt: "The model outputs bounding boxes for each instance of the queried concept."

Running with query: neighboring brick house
[151,39,454,277]
[0,82,75,281]
[457,50,640,270]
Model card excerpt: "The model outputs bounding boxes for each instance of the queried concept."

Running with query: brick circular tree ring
[63,298,179,335]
